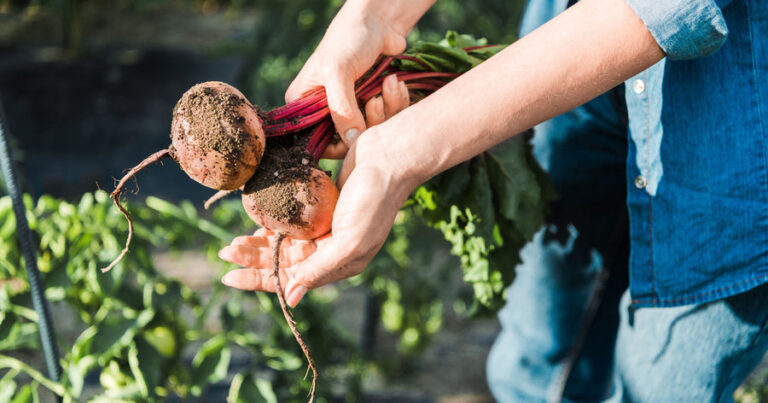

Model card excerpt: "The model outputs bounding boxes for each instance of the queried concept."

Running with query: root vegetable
[171,82,266,190]
[243,166,338,240]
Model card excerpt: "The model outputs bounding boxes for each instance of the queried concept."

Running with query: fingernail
[385,74,398,91]
[287,285,308,307]
[343,128,360,144]
[221,272,235,287]
[218,247,233,261]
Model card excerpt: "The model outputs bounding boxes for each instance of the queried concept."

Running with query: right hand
[285,2,410,158]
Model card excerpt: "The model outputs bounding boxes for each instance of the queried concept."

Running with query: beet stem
[271,232,317,402]
[102,148,171,273]
[356,56,393,92]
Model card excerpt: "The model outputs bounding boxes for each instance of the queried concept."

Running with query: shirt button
[633,79,645,94]
[634,175,647,189]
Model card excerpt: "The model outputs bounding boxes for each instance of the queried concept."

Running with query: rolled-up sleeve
[625,0,730,59]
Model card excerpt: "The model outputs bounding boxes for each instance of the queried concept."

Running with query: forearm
[361,0,664,195]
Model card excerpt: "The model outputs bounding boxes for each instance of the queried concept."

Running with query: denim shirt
[522,0,768,307]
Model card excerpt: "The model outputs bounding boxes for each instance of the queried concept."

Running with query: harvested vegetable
[170,81,265,191]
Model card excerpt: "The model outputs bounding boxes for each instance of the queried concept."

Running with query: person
[217,0,768,401]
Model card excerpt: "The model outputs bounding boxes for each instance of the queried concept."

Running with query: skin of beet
[242,168,339,240]
[170,81,266,191]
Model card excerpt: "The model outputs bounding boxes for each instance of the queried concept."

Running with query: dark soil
[173,83,259,173]
[242,135,318,224]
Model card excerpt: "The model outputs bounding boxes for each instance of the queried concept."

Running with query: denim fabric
[518,0,768,308]
[487,89,630,402]
[624,0,729,60]
[487,87,768,403]
[627,0,768,307]
[609,287,768,402]
[623,60,665,196]
[488,246,768,402]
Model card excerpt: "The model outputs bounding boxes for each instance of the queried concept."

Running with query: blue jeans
[486,89,768,402]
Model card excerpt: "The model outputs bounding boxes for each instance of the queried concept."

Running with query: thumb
[283,236,356,307]
[324,72,366,147]
[336,141,357,189]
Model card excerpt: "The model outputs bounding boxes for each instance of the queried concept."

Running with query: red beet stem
[267,88,326,120]
[355,56,395,93]
[261,53,468,156]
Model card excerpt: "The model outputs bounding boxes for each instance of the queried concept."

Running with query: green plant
[0,192,358,402]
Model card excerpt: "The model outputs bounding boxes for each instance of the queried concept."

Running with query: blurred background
[0,1,528,402]
[0,0,522,201]
[0,0,766,402]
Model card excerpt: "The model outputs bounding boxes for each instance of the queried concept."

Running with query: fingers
[364,75,411,128]
[219,236,317,269]
[324,72,366,147]
[343,76,409,188]
[382,75,410,118]
[221,233,354,308]
[220,267,289,293]
[285,82,309,104]
[320,141,349,160]
[337,141,357,190]
[365,96,385,127]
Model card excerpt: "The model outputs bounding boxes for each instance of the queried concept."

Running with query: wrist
[343,0,433,53]
[354,126,423,203]
[355,126,420,202]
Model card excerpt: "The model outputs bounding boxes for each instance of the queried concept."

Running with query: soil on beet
[242,135,323,225]
[172,83,260,172]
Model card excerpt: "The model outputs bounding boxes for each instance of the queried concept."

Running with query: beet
[170,82,266,190]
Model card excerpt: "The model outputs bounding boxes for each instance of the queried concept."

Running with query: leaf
[486,134,556,238]
[443,30,487,48]
[413,125,553,309]
[190,335,231,395]
[86,309,155,365]
[0,370,18,402]
[127,339,167,398]
[0,312,40,351]
[133,338,165,393]
[227,373,277,403]
[142,325,177,358]
[10,383,35,403]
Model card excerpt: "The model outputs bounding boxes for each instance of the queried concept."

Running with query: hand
[285,0,430,159]
[219,136,411,306]
[219,79,412,306]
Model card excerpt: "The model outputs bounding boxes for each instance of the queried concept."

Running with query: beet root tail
[102,148,172,273]
[203,189,235,210]
[271,232,318,402]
